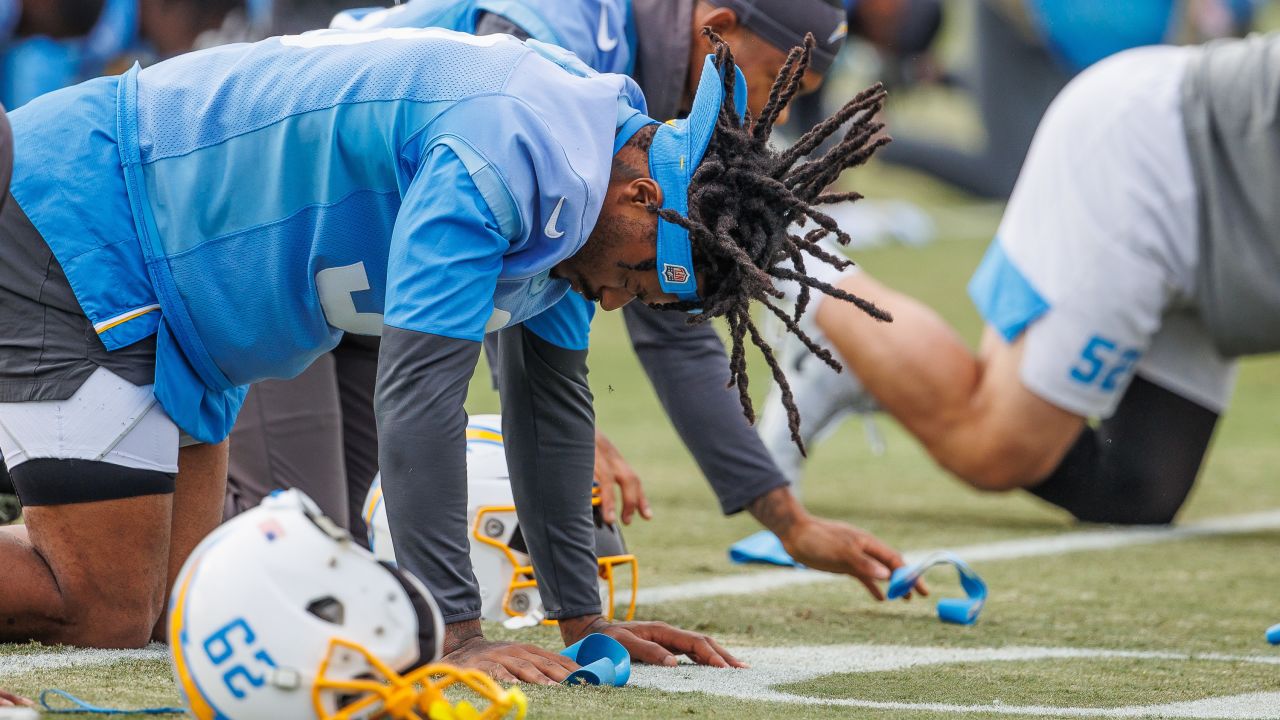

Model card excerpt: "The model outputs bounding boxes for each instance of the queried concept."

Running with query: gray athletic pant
[224,334,380,540]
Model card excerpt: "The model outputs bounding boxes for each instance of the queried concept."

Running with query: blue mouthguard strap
[560,633,631,687]
[40,690,185,715]
[888,551,988,626]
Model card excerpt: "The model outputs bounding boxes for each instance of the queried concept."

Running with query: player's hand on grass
[559,614,747,669]
[442,620,578,685]
[0,688,32,707]
[782,514,927,601]
[594,429,652,525]
[747,486,926,601]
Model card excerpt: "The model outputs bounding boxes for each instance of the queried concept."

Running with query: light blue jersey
[333,0,635,77]
[333,0,641,350]
[9,27,647,442]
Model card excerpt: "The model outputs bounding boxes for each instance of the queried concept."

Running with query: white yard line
[0,644,168,678]
[3,508,1279,709]
[638,509,1280,604]
[630,643,1280,718]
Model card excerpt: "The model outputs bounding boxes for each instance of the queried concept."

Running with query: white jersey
[970,45,1236,419]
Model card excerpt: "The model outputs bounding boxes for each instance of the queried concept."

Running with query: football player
[0,99,24,715]
[0,25,892,683]
[225,0,914,608]
[772,33,1280,525]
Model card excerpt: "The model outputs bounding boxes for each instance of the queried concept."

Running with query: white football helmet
[170,489,526,720]
[364,414,637,626]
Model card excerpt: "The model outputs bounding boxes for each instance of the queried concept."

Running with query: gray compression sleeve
[495,323,601,620]
[622,302,788,515]
[375,325,483,623]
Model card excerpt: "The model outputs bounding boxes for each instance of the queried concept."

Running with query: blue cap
[888,551,988,626]
[648,54,748,304]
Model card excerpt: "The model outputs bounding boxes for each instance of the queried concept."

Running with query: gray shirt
[1182,33,1280,356]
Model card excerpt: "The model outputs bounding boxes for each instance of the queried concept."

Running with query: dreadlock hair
[655,29,892,454]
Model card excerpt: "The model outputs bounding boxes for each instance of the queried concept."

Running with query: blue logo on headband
[648,55,749,304]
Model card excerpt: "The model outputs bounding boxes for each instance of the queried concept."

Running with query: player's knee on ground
[938,422,1073,494]
[8,459,176,648]
[1027,377,1218,525]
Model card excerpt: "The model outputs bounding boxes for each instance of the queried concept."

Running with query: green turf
[782,657,1280,707]
[5,227,1278,719]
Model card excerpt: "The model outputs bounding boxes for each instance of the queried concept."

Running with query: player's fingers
[847,546,892,584]
[618,471,645,525]
[502,654,559,685]
[617,632,678,666]
[913,578,930,597]
[519,649,575,682]
[0,691,32,707]
[857,574,887,602]
[477,661,520,685]
[642,625,741,668]
[528,646,580,673]
[861,536,906,571]
[681,634,746,669]
[699,634,748,668]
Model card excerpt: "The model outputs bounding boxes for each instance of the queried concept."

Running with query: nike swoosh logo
[544,197,567,239]
[596,3,618,52]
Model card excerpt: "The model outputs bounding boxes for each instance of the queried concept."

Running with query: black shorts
[0,194,156,402]
[0,195,176,506]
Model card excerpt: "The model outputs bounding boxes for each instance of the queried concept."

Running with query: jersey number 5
[317,262,384,336]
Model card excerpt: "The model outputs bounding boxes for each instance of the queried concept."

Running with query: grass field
[4,179,1280,717]
[6,7,1280,718]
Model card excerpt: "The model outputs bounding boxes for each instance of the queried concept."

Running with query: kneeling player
[0,22,897,683]
[769,34,1280,524]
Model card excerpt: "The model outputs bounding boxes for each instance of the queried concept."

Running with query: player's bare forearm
[746,485,803,537]
[444,618,485,655]
[558,614,611,645]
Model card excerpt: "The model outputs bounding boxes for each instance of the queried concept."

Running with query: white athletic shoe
[758,312,883,492]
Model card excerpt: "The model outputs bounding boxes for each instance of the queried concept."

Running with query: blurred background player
[771,33,1280,525]
[757,0,1266,495]
[0,0,251,109]
[225,0,917,601]
[876,0,1262,199]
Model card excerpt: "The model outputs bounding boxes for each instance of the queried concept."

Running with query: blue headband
[648,55,748,303]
